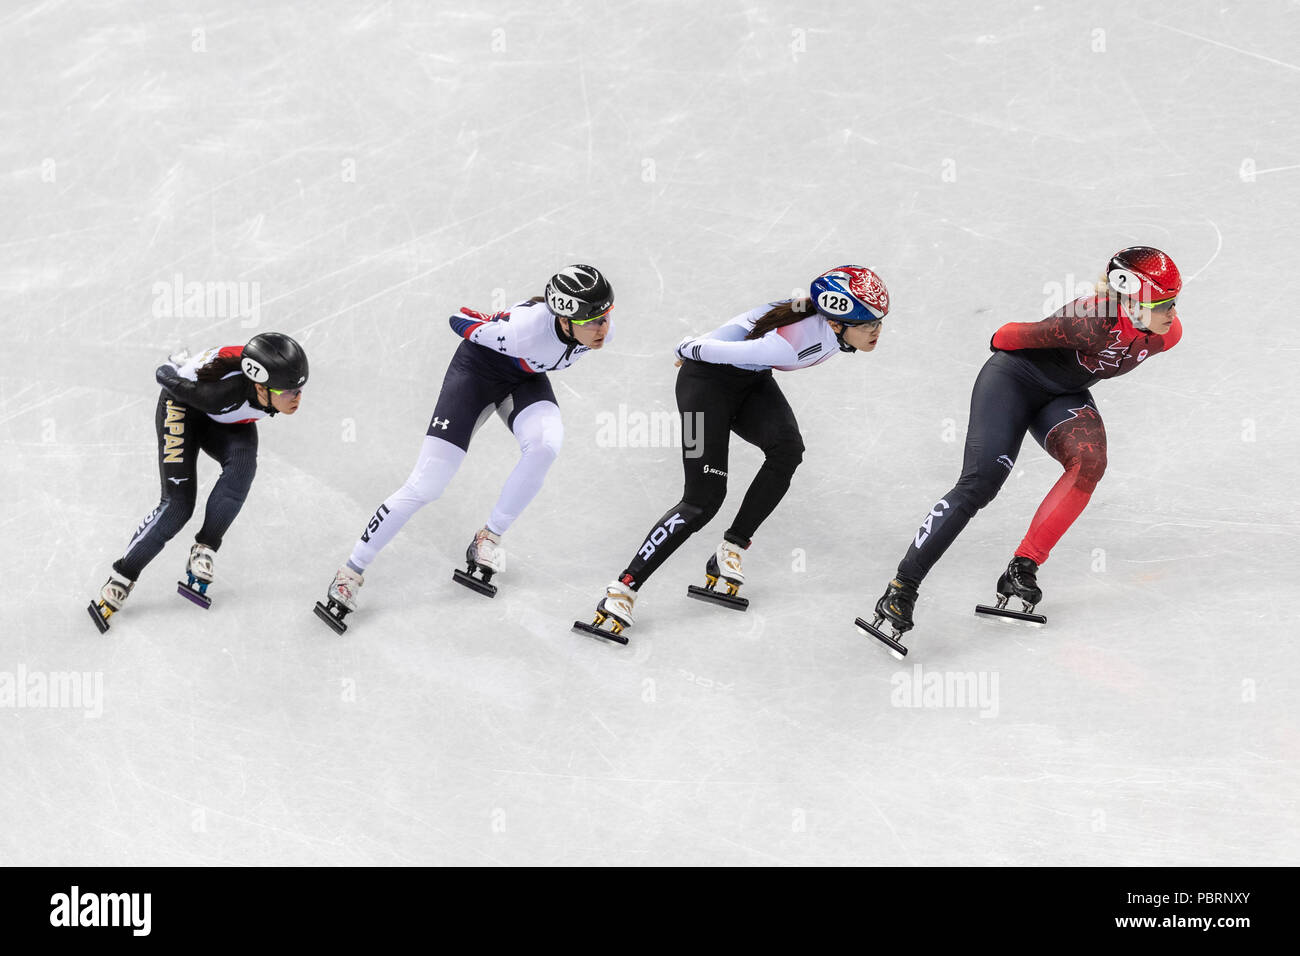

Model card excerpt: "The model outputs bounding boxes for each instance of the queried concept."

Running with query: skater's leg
[618,361,744,590]
[347,348,501,572]
[488,378,563,534]
[727,372,804,547]
[895,355,1045,585]
[1015,396,1107,565]
[192,421,258,551]
[113,394,201,581]
[347,435,468,571]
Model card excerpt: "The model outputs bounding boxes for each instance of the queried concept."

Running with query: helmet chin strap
[1121,297,1152,332]
[554,315,580,345]
[834,324,857,353]
[255,383,278,416]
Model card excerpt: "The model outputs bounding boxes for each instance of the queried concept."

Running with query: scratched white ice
[2,1,1296,865]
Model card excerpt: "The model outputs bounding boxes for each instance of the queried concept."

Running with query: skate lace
[474,530,501,561]
[190,546,214,576]
[605,587,635,614]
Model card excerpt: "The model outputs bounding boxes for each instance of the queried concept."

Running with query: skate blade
[571,620,629,645]
[452,568,497,598]
[855,617,909,659]
[87,602,111,634]
[975,603,1046,625]
[686,584,749,611]
[313,601,349,635]
[177,581,212,609]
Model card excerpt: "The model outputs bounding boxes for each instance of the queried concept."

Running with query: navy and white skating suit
[346,299,605,572]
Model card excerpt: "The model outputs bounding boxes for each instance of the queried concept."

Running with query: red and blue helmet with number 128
[810,265,890,324]
[1107,246,1181,306]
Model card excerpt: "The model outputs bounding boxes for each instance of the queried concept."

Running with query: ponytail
[745,298,816,340]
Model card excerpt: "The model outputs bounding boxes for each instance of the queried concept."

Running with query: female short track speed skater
[314,265,614,634]
[88,333,309,632]
[574,265,891,644]
[859,246,1184,657]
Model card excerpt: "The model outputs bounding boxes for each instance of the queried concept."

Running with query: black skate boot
[976,556,1047,625]
[856,578,920,658]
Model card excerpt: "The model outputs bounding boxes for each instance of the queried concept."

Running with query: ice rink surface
[2,0,1297,865]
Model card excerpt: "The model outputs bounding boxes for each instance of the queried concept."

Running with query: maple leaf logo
[1077,327,1130,374]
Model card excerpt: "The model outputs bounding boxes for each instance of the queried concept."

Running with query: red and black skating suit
[112,346,275,581]
[895,294,1182,584]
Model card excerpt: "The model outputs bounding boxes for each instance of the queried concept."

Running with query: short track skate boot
[573,579,635,645]
[453,527,502,597]
[314,566,364,634]
[87,570,135,634]
[856,578,920,658]
[177,543,216,609]
[976,556,1047,625]
[687,540,749,611]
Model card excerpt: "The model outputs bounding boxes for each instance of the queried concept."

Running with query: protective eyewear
[570,307,612,327]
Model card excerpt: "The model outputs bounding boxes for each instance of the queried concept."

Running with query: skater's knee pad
[1070,449,1107,492]
[162,486,198,528]
[519,424,562,463]
[764,433,805,476]
[1046,410,1107,492]
[512,402,563,460]
[679,493,724,529]
[953,465,1009,512]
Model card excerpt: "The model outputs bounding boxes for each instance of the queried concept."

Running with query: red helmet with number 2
[1107,247,1181,306]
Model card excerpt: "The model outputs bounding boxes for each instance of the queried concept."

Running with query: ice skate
[686,540,749,611]
[87,570,134,634]
[177,542,215,609]
[856,578,920,658]
[314,566,364,635]
[452,527,501,597]
[976,556,1047,625]
[573,579,635,645]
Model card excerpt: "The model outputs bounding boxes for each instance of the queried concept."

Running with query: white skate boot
[573,579,636,644]
[178,542,216,608]
[315,565,364,634]
[453,526,503,597]
[88,569,135,633]
[687,540,750,611]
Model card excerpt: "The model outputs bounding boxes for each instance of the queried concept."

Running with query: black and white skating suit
[620,302,847,590]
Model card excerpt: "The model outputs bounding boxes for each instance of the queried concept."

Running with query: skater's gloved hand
[165,348,192,369]
[459,306,510,323]
[674,336,695,366]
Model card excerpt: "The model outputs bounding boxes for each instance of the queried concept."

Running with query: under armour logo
[431,418,450,430]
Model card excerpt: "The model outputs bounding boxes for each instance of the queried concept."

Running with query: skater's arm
[675,331,797,368]
[450,307,537,358]
[991,301,1113,353]
[155,364,242,414]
